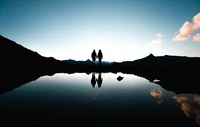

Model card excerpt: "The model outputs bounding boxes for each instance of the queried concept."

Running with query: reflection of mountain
[0,73,44,95]
[120,54,200,94]
[152,79,200,94]
[1,35,200,95]
[0,35,64,94]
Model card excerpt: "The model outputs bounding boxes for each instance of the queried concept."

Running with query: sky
[0,0,200,62]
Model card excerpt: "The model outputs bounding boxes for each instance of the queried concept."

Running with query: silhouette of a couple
[91,72,103,88]
[91,50,103,64]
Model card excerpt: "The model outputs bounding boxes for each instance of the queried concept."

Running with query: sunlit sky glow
[0,0,200,62]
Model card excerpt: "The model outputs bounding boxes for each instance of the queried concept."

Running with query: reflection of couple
[91,72,103,88]
[91,50,103,64]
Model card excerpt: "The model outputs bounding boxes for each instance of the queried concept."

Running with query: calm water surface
[0,73,199,126]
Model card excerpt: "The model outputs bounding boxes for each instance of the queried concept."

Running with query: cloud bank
[173,13,200,42]
[193,34,200,41]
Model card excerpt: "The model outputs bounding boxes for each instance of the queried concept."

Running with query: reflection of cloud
[193,34,200,41]
[150,87,163,104]
[173,96,193,117]
[173,95,200,125]
[150,33,163,47]
[172,13,200,41]
[194,96,200,105]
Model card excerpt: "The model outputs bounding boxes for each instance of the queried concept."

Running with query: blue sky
[0,0,200,61]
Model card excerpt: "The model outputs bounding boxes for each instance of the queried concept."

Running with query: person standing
[97,50,103,64]
[91,49,97,64]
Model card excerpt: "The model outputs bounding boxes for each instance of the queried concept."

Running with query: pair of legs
[92,58,96,64]
[92,58,102,64]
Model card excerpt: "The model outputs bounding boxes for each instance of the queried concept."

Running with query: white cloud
[157,33,163,38]
[150,33,163,47]
[150,38,162,47]
[173,13,200,41]
[193,34,200,41]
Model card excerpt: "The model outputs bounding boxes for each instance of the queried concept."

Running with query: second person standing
[97,50,103,64]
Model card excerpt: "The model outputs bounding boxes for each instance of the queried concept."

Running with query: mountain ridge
[0,35,64,74]
[63,59,114,65]
[1,35,200,94]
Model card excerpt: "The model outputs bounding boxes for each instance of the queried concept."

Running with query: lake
[0,73,199,126]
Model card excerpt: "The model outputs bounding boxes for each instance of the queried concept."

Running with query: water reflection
[97,73,103,88]
[195,97,200,105]
[150,87,164,104]
[91,72,96,88]
[149,87,200,126]
[90,72,103,88]
[1,71,200,126]
[173,95,200,126]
